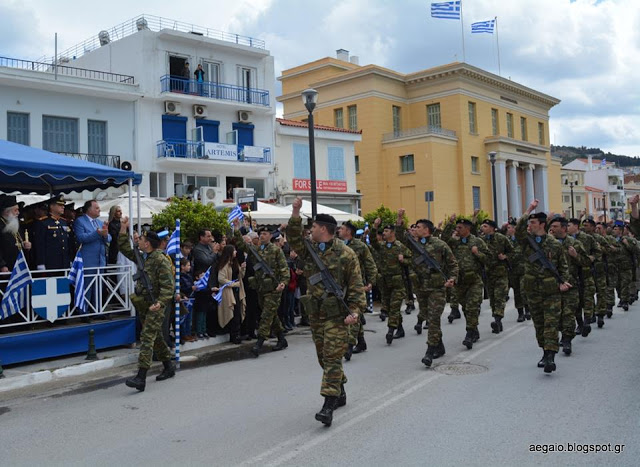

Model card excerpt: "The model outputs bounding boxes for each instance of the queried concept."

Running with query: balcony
[59,152,121,168]
[382,125,457,142]
[156,139,271,164]
[160,75,270,107]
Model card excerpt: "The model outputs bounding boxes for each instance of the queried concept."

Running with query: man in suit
[73,200,111,313]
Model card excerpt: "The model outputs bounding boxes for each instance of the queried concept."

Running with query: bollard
[0,359,4,379]
[85,329,99,361]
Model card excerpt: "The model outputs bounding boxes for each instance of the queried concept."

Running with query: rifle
[303,238,353,318]
[246,244,276,278]
[526,236,563,284]
[577,266,585,312]
[603,254,610,287]
[404,232,448,280]
[481,266,489,299]
[131,243,157,303]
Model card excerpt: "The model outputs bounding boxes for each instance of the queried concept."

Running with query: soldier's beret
[614,220,625,227]
[528,212,547,221]
[582,218,596,226]
[482,219,498,229]
[0,194,18,210]
[48,194,67,206]
[64,202,75,211]
[382,224,396,231]
[549,216,568,226]
[457,219,473,227]
[568,218,581,225]
[157,230,169,239]
[143,230,160,242]
[271,230,281,240]
[342,221,357,234]
[315,214,338,227]
[257,226,270,234]
[508,219,517,226]
[410,224,417,229]
[356,229,364,236]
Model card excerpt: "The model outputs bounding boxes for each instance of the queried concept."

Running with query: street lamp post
[565,179,577,218]
[302,88,319,220]
[489,152,498,221]
[603,192,607,224]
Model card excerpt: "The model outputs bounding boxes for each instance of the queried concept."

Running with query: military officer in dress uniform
[34,194,71,272]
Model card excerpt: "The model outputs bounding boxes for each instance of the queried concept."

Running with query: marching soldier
[34,194,71,272]
[287,198,365,427]
[596,222,618,315]
[395,209,458,367]
[370,218,412,344]
[517,200,571,373]
[581,219,609,324]
[611,221,634,311]
[505,220,528,321]
[118,218,175,391]
[568,218,600,329]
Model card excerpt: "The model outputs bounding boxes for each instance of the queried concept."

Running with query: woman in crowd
[217,244,246,344]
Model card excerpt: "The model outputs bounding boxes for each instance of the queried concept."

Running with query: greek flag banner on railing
[431,1,461,19]
[0,250,33,320]
[68,249,86,312]
[471,19,495,34]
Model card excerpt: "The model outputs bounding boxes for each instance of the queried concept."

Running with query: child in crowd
[178,257,195,342]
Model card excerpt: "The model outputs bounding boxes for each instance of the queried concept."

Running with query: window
[427,103,441,129]
[245,178,265,198]
[195,176,217,188]
[7,112,29,145]
[400,154,414,173]
[491,109,499,136]
[42,116,78,153]
[88,120,107,154]
[520,117,528,141]
[575,195,582,203]
[538,122,545,145]
[240,67,254,103]
[355,155,360,173]
[196,119,220,143]
[348,105,357,130]
[293,143,310,178]
[468,102,477,133]
[392,106,401,134]
[334,108,344,128]
[563,195,570,203]
[149,172,167,198]
[328,147,345,180]
[471,156,479,173]
[472,187,481,211]
[506,113,514,138]
[232,122,254,150]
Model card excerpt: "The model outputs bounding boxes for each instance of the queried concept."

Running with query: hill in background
[552,145,639,167]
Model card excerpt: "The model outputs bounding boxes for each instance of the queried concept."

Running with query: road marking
[241,323,530,466]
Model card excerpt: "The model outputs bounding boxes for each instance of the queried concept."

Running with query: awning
[284,200,364,223]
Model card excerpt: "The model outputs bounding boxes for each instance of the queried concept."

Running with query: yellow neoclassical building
[278,51,562,223]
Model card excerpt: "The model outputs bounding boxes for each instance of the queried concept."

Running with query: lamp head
[302,88,318,113]
[488,151,497,162]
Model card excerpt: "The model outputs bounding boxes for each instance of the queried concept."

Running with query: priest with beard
[0,194,32,274]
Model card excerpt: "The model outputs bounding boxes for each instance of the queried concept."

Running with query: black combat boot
[472,328,480,343]
[405,302,414,314]
[298,317,310,326]
[562,338,572,356]
[462,330,474,349]
[352,335,367,354]
[490,316,502,334]
[386,327,395,345]
[344,344,354,361]
[590,315,597,324]
[543,350,557,373]
[622,302,629,311]
[517,308,525,322]
[251,337,265,357]
[125,368,148,392]
[421,345,436,367]
[394,324,405,339]
[597,315,605,328]
[448,307,461,323]
[337,385,347,408]
[315,396,339,426]
[581,322,591,338]
[575,315,584,336]
[272,333,288,351]
[537,351,546,368]
[433,341,446,359]
[524,307,532,320]
[156,360,176,381]
[414,319,423,335]
[423,321,429,329]
[606,307,613,318]
[380,310,388,321]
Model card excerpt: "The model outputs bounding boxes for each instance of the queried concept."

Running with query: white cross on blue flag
[471,19,495,34]
[228,205,244,224]
[195,267,211,291]
[32,277,70,322]
[0,250,32,320]
[166,228,181,257]
[68,250,86,313]
[431,1,461,20]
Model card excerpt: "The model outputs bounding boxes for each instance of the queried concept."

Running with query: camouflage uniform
[516,216,569,354]
[287,217,366,397]
[483,232,513,319]
[398,226,458,349]
[343,238,377,346]
[235,231,290,340]
[613,235,635,306]
[119,234,174,369]
[587,231,608,318]
[369,229,412,330]
[556,235,589,342]
[442,223,489,339]
[507,235,526,312]
[603,235,620,310]
[574,230,599,322]
[370,244,388,315]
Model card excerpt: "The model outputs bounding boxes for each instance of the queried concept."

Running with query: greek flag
[183,297,194,313]
[166,228,181,257]
[194,267,211,291]
[431,1,461,20]
[0,250,33,320]
[471,19,495,34]
[68,250,86,312]
[600,158,607,166]
[228,205,244,224]
[213,280,238,303]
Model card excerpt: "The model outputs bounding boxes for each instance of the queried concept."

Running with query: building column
[494,160,509,225]
[533,165,549,213]
[507,161,521,219]
[524,164,535,208]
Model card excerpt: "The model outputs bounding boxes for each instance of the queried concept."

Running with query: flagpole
[174,219,181,369]
[460,1,466,62]
[495,16,501,76]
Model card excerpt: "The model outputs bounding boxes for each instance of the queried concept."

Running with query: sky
[1,0,638,157]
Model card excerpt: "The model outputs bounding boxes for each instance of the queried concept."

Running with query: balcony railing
[59,152,122,168]
[156,139,271,164]
[382,125,457,142]
[160,75,270,106]
[0,56,135,84]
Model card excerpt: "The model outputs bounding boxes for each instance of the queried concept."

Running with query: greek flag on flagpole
[166,228,181,257]
[0,250,33,320]
[68,250,86,312]
[431,1,461,19]
[228,205,244,224]
[195,267,211,291]
[471,19,495,34]
[601,158,607,166]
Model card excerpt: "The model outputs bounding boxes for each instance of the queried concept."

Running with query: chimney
[336,49,349,62]
[349,55,359,65]
[588,154,593,170]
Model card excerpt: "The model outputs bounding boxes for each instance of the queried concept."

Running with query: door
[169,56,187,92]
[226,176,244,201]
[240,67,252,103]
[202,61,220,98]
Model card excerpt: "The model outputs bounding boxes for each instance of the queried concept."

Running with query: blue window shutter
[232,122,254,150]
[328,147,345,180]
[162,115,187,141]
[196,119,220,143]
[293,143,310,179]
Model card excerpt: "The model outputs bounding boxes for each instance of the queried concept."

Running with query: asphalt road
[2,298,639,466]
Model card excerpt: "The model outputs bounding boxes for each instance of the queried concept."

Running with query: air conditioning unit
[193,104,208,119]
[165,101,182,115]
[200,186,226,206]
[238,110,252,123]
[120,160,137,171]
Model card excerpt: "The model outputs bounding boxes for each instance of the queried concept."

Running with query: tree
[351,204,409,229]
[151,197,229,243]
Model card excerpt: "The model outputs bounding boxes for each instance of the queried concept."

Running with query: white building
[275,118,361,214]
[1,15,276,203]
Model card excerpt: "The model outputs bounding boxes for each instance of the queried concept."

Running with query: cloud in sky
[1,0,638,156]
